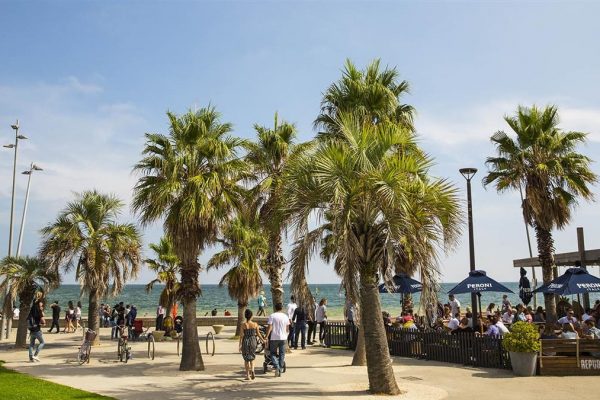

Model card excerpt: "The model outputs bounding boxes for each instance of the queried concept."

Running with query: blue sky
[1,1,599,285]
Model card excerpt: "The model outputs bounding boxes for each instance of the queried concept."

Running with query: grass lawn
[0,361,114,400]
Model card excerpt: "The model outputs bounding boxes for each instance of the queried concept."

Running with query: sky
[1,1,600,285]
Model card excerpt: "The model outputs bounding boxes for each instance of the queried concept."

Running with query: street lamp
[459,167,478,330]
[16,163,43,257]
[1,120,28,340]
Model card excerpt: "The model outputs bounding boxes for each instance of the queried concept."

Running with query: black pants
[307,321,316,343]
[318,321,327,342]
[49,317,60,333]
[156,315,164,331]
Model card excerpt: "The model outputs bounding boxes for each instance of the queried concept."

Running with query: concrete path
[0,327,595,399]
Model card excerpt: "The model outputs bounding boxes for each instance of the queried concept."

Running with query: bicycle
[77,329,96,365]
[116,325,131,363]
[129,322,155,360]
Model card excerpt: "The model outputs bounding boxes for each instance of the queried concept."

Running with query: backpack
[27,313,40,332]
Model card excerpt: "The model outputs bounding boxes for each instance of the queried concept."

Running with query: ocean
[41,283,600,319]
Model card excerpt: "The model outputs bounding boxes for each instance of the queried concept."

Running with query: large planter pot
[509,351,537,376]
[212,324,224,335]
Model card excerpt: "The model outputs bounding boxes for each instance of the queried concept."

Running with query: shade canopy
[378,273,423,294]
[533,267,600,295]
[448,270,514,294]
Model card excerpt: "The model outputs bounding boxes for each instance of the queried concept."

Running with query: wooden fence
[325,322,511,370]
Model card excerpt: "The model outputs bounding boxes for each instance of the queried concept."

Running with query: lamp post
[16,163,43,257]
[1,120,28,340]
[460,167,478,330]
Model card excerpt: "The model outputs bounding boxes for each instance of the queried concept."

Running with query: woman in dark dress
[239,309,264,380]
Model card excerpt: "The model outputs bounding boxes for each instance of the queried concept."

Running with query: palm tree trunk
[267,230,285,310]
[359,270,401,395]
[351,324,367,366]
[179,261,204,371]
[235,301,247,337]
[535,224,557,332]
[88,289,100,345]
[15,292,35,348]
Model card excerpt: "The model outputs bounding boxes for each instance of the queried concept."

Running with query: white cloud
[65,76,104,94]
[416,100,600,145]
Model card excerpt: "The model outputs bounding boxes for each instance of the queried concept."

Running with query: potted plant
[502,321,540,376]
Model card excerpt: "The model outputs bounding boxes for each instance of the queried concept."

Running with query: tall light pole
[1,120,28,340]
[460,167,478,330]
[16,163,43,257]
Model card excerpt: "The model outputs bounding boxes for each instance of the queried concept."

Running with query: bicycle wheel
[205,332,215,356]
[147,334,155,360]
[77,342,90,365]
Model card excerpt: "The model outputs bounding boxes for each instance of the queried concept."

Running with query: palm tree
[245,113,308,309]
[132,107,247,371]
[284,113,461,394]
[0,256,59,347]
[483,105,597,329]
[145,237,180,316]
[315,58,415,138]
[40,190,142,345]
[207,205,266,337]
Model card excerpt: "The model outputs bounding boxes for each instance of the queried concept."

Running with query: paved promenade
[0,327,595,399]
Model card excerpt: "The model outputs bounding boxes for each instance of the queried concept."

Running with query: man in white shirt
[447,313,460,331]
[501,308,513,324]
[266,302,290,377]
[557,309,578,327]
[286,295,297,346]
[448,295,461,317]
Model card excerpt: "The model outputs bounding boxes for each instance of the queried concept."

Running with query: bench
[539,339,600,375]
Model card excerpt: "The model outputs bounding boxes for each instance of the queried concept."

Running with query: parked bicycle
[116,325,131,363]
[77,328,96,365]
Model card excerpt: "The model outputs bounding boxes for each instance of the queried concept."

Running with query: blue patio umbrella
[448,270,514,319]
[378,273,423,294]
[533,267,600,295]
[448,270,514,295]
[378,274,422,311]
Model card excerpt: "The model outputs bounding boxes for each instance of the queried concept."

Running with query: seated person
[559,323,578,339]
[452,317,473,334]
[174,316,183,334]
[501,308,514,324]
[495,318,509,335]
[484,316,500,336]
[211,308,218,316]
[447,313,460,331]
[382,311,392,326]
[533,306,545,323]
[433,318,445,332]
[582,318,600,339]
[582,308,594,322]
[513,304,526,323]
[558,308,579,328]
[224,309,231,316]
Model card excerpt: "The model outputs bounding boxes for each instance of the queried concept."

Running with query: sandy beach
[0,326,597,400]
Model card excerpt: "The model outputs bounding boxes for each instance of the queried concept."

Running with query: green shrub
[502,321,540,353]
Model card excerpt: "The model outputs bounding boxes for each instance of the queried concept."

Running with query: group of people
[236,294,331,379]
[387,294,600,342]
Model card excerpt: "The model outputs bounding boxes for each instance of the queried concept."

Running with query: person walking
[63,300,75,333]
[27,300,46,362]
[292,303,308,349]
[257,291,267,316]
[239,309,264,380]
[316,298,328,346]
[266,302,290,377]
[48,301,61,333]
[286,295,297,347]
[75,301,82,331]
[307,296,317,345]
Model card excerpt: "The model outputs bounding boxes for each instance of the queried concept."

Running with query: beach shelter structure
[533,267,600,296]
[448,270,514,318]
